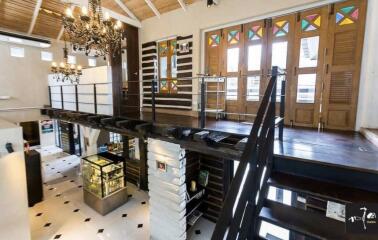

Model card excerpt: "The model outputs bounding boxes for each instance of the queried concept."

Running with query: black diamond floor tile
[195,230,201,235]
[138,224,143,228]
[54,234,62,239]
[44,223,52,227]
[36,213,43,217]
[97,229,104,233]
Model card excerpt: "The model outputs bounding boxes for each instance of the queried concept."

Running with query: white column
[148,138,187,240]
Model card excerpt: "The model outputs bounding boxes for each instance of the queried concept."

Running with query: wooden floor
[141,112,378,174]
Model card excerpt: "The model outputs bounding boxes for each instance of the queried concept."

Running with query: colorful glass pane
[170,41,177,53]
[248,30,255,40]
[274,20,289,37]
[159,43,168,54]
[276,31,286,37]
[283,23,289,33]
[306,25,317,31]
[306,14,318,21]
[171,80,178,91]
[160,80,168,91]
[228,30,240,44]
[341,6,354,14]
[257,28,263,37]
[248,26,263,41]
[336,12,344,23]
[276,20,287,27]
[340,18,354,25]
[351,9,359,20]
[208,34,220,47]
[301,19,310,30]
[273,26,279,34]
[313,16,321,27]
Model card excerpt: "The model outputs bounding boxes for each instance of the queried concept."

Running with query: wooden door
[289,7,329,128]
[266,15,296,124]
[241,20,269,122]
[205,30,225,113]
[321,0,367,130]
[222,25,244,120]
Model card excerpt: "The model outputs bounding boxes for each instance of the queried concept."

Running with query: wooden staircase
[257,171,378,240]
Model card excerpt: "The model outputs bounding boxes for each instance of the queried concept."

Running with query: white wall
[0,119,30,240]
[356,0,378,130]
[0,39,106,123]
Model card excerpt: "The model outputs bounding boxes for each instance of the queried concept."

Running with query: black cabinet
[24,150,43,207]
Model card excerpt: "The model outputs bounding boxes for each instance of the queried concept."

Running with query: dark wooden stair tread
[268,172,378,203]
[259,200,375,240]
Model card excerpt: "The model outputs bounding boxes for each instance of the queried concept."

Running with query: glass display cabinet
[81,153,128,215]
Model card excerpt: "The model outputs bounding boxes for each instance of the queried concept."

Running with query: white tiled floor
[29,149,214,240]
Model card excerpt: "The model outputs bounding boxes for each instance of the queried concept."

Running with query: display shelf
[82,152,128,215]
[186,185,205,204]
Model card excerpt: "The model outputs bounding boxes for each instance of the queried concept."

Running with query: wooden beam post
[114,0,139,20]
[177,0,187,11]
[28,0,43,35]
[144,0,161,18]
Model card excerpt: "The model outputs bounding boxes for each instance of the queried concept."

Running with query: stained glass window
[171,80,178,92]
[160,79,168,91]
[248,25,263,41]
[336,6,359,26]
[273,20,289,37]
[208,34,220,47]
[159,42,168,55]
[228,30,240,44]
[301,14,321,32]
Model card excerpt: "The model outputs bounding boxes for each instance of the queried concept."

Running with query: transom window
[336,5,359,26]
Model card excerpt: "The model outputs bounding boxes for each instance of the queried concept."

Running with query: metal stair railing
[211,66,281,240]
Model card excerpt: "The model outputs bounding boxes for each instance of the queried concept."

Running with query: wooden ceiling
[0,0,201,39]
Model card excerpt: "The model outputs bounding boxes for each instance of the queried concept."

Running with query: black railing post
[200,76,206,128]
[75,85,79,112]
[93,84,97,114]
[48,86,52,107]
[151,78,156,122]
[60,85,64,110]
[279,75,286,141]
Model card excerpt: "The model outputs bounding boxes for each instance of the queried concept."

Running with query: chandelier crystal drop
[51,42,82,84]
[62,0,124,60]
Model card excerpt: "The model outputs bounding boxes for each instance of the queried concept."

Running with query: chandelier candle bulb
[65,8,73,18]
[104,12,110,21]
[81,6,88,16]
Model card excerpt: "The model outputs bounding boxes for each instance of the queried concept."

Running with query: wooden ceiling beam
[66,0,141,27]
[114,0,139,21]
[177,0,187,11]
[28,0,43,35]
[144,0,161,18]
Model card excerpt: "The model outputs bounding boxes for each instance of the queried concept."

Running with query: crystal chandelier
[51,41,82,84]
[62,0,124,59]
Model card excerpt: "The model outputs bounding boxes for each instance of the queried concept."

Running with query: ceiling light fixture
[62,0,124,60]
[51,40,82,84]
[207,0,219,7]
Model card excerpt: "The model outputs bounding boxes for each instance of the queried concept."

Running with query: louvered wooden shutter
[322,0,367,130]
